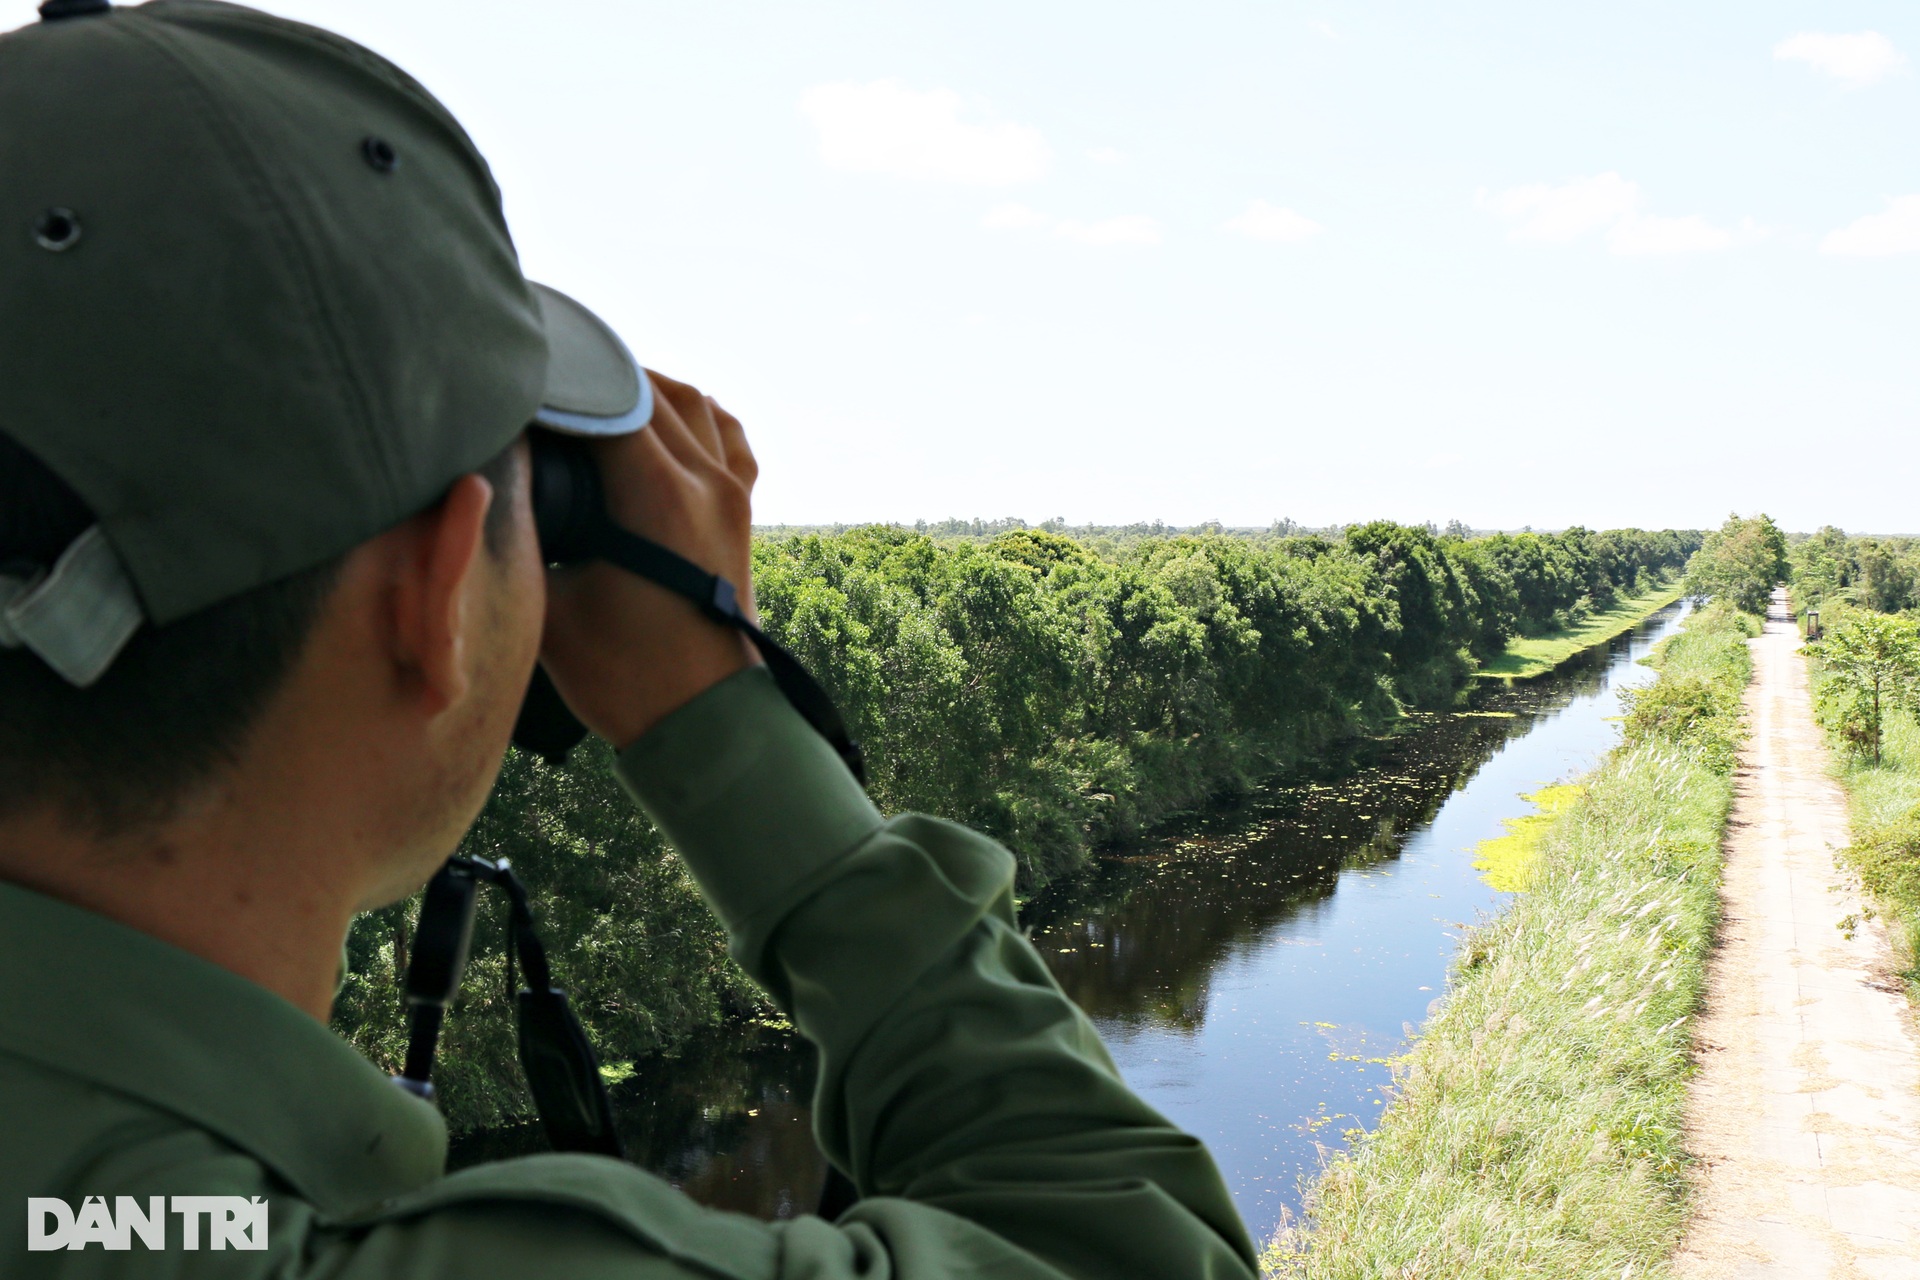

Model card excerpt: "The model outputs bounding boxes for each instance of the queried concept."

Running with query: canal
[452,602,1689,1238]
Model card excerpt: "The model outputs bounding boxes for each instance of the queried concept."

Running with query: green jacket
[1,667,1256,1277]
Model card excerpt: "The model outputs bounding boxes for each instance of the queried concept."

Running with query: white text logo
[26,1196,269,1251]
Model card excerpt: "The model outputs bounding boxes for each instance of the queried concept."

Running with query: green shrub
[1618,602,1754,774]
[1807,607,1920,765]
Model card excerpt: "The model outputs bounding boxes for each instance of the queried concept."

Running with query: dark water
[453,604,1688,1238]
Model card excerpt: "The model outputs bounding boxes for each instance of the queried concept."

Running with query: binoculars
[509,432,866,783]
[526,431,615,569]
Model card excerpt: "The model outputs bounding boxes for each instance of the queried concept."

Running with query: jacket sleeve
[613,665,1257,1279]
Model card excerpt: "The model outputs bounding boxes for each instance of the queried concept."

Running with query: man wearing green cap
[0,2,1257,1276]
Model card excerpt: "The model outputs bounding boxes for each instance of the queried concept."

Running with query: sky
[11,2,1916,533]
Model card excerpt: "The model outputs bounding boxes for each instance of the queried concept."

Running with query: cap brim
[528,282,653,437]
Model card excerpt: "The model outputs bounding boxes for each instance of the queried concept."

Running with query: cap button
[39,0,111,19]
[33,208,82,252]
[361,136,400,174]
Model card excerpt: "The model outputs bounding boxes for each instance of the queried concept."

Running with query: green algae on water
[1472,784,1586,891]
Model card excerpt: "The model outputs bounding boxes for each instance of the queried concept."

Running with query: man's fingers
[641,375,705,471]
[647,371,725,464]
[711,400,758,489]
[586,414,686,519]
[540,367,761,744]
[642,371,754,493]
[628,413,692,483]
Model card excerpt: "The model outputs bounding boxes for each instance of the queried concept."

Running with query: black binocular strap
[396,857,623,1159]
[397,852,863,1213]
[576,514,867,787]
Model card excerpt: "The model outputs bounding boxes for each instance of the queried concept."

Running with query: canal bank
[1475,579,1689,681]
[1274,602,1755,1279]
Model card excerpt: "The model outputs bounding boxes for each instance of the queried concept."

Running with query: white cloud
[1055,215,1162,247]
[1087,146,1126,165]
[1476,172,1639,243]
[1223,199,1323,243]
[799,80,1051,185]
[1478,173,1755,256]
[1774,31,1907,87]
[1606,214,1733,256]
[1820,195,1920,256]
[982,205,1162,247]
[981,202,1050,230]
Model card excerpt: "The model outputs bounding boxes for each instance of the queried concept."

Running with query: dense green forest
[1790,525,1920,617]
[754,523,1694,869]
[334,521,1699,1129]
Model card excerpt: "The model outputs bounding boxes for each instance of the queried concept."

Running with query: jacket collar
[0,879,445,1215]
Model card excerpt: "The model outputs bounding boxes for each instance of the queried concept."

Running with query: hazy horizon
[750,516,1917,539]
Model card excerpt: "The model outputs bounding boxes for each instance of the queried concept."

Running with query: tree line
[332,520,1698,1131]
[756,523,1695,876]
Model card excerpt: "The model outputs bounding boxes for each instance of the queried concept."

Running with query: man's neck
[0,799,363,1022]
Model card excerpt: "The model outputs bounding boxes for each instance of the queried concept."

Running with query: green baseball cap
[0,0,651,685]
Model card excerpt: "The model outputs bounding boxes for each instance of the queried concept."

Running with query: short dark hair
[0,432,521,836]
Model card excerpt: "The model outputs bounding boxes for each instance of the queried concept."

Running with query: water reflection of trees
[1022,626,1639,1033]
[450,1024,827,1219]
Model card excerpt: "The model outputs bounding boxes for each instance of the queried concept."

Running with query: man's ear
[388,474,495,715]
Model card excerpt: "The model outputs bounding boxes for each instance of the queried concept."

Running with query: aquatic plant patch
[1471,783,1586,892]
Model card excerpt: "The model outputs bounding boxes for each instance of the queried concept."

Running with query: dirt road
[1673,590,1920,1279]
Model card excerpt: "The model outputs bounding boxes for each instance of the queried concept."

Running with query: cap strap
[0,526,145,687]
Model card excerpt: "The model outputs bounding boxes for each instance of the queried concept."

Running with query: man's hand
[539,372,761,749]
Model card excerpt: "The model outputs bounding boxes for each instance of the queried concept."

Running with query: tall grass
[1268,603,1756,1279]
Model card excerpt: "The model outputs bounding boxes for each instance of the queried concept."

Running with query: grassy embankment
[1266,602,1757,1279]
[1474,580,1689,681]
[1812,651,1920,994]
